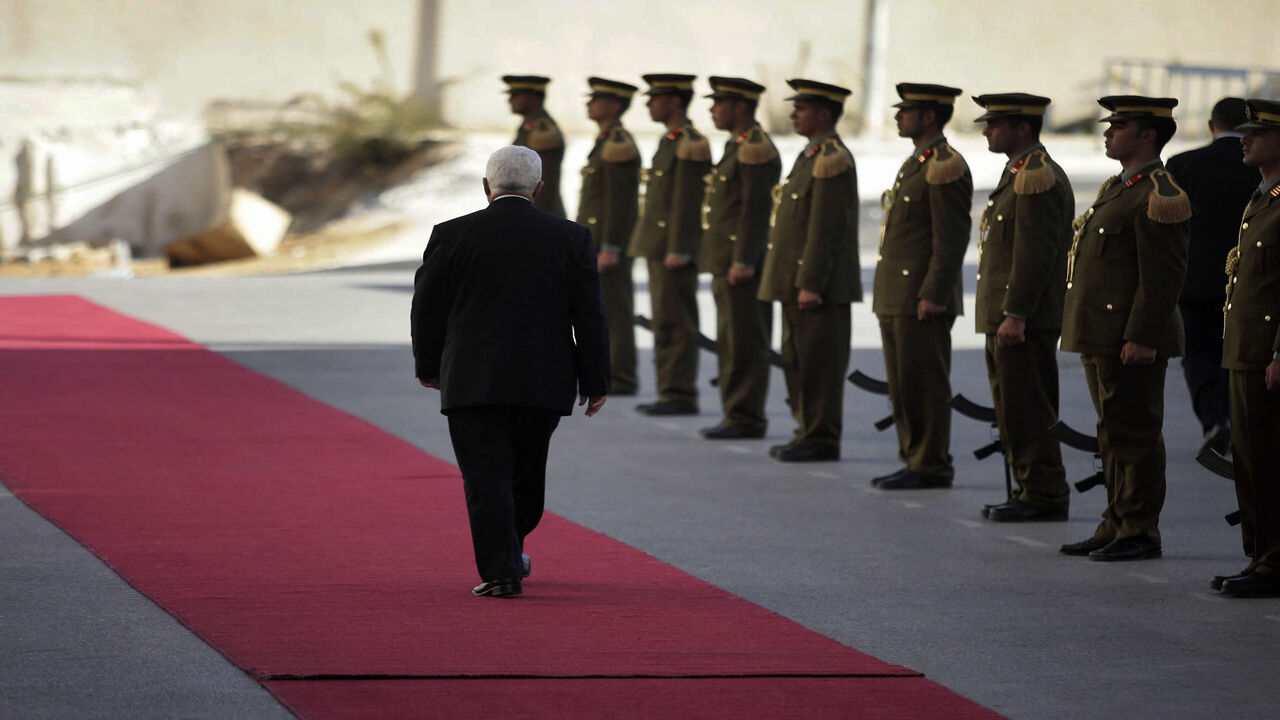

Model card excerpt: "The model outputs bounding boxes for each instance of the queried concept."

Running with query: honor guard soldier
[872,83,972,489]
[1059,96,1190,562]
[1216,99,1280,597]
[504,75,567,217]
[629,74,712,415]
[972,93,1075,521]
[698,77,782,439]
[579,77,641,395]
[759,79,861,462]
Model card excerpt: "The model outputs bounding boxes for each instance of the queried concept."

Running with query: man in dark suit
[411,146,610,598]
[1166,98,1257,455]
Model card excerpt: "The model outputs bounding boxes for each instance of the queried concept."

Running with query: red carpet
[0,295,1003,718]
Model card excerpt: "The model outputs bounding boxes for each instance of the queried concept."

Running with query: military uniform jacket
[872,138,973,317]
[628,122,711,260]
[1223,182,1280,371]
[1060,164,1190,357]
[698,124,782,275]
[758,134,862,304]
[975,146,1075,333]
[514,109,567,217]
[577,121,640,253]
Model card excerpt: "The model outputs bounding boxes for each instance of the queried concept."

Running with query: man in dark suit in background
[411,146,610,598]
[1166,97,1257,455]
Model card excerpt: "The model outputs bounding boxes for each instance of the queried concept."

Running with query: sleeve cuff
[667,253,692,261]
[1003,311,1027,319]
[600,244,621,253]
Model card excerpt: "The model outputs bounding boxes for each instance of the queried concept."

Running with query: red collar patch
[666,127,685,140]
[1009,157,1027,174]
[917,148,934,163]
[733,128,752,145]
[1123,174,1145,187]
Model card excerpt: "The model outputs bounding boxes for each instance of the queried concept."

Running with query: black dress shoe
[774,443,839,462]
[1060,536,1112,556]
[870,467,907,487]
[1088,537,1162,562]
[1211,569,1252,591]
[984,499,1068,523]
[472,578,522,597]
[521,553,531,579]
[875,469,951,490]
[769,443,796,458]
[636,401,698,416]
[700,424,766,440]
[1220,572,1280,598]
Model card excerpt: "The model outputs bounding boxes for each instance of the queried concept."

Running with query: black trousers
[1179,300,1230,432]
[446,405,561,582]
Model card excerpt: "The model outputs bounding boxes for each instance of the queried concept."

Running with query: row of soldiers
[501,74,1280,598]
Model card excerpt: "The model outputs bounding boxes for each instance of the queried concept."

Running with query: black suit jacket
[1167,136,1258,305]
[411,196,610,415]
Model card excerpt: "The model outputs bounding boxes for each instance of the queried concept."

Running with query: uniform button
[1228,303,1233,310]
[767,243,773,250]
[1087,208,1094,216]
[1243,222,1249,230]
[996,214,1003,221]
[797,259,804,265]
[719,175,727,181]
[654,170,664,177]
[1234,277,1238,283]
[1267,315,1273,322]
[903,195,911,202]
[1106,303,1113,310]
[657,220,666,228]
[877,254,883,261]
[987,200,994,207]
[902,269,910,276]
[1097,228,1105,234]
[1067,282,1073,289]
[976,273,982,280]
[1258,241,1264,247]
[588,217,598,225]
[791,193,799,200]
[729,234,738,241]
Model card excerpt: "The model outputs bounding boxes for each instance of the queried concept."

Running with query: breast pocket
[1237,306,1279,364]
[1096,224,1134,259]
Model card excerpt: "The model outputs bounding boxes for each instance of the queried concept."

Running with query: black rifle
[950,393,1011,500]
[1048,421,1104,493]
[847,370,894,431]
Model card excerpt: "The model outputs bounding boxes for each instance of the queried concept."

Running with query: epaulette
[1013,149,1057,195]
[601,127,639,163]
[525,118,563,152]
[1146,168,1192,224]
[676,126,712,162]
[737,127,778,165]
[812,138,853,179]
[925,142,967,185]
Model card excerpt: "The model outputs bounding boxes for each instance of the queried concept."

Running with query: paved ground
[3,189,1278,718]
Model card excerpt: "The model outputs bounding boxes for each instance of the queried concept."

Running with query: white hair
[485,145,543,194]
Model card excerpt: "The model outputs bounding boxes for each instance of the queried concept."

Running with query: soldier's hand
[917,299,946,322]
[996,316,1027,347]
[580,394,607,416]
[798,289,823,311]
[663,254,690,270]
[1267,360,1280,391]
[598,250,620,273]
[418,377,440,390]
[1120,342,1157,366]
[727,264,755,286]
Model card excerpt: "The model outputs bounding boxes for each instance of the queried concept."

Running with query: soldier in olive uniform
[759,79,861,462]
[578,77,642,395]
[629,74,712,415]
[971,93,1075,522]
[699,77,782,439]
[504,75,566,217]
[1059,96,1190,562]
[1216,99,1280,597]
[872,83,972,489]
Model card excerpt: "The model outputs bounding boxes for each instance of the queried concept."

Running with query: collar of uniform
[666,120,693,140]
[912,133,946,157]
[732,122,760,144]
[1120,159,1161,184]
[492,194,532,203]
[521,108,550,132]
[1216,132,1244,140]
[1259,173,1280,197]
[805,131,839,156]
[598,119,622,140]
[1004,142,1044,173]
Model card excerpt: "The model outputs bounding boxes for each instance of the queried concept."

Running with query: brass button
[654,170,665,177]
[1234,277,1238,283]
[791,193,799,200]
[719,175,727,181]
[1267,315,1273,322]
[1106,303,1113,310]
[1067,282,1073,289]
[798,259,804,265]
[1098,228,1105,234]
[877,254,883,261]
[976,273,982,280]
[987,200,994,207]
[1087,208,1094,216]
[657,220,666,228]
[903,195,911,202]
[729,234,737,241]
[1228,303,1233,309]
[588,217,598,225]
[767,243,773,250]
[1258,241,1264,247]
[996,214,1003,221]
[902,269,910,276]
[1243,222,1249,230]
